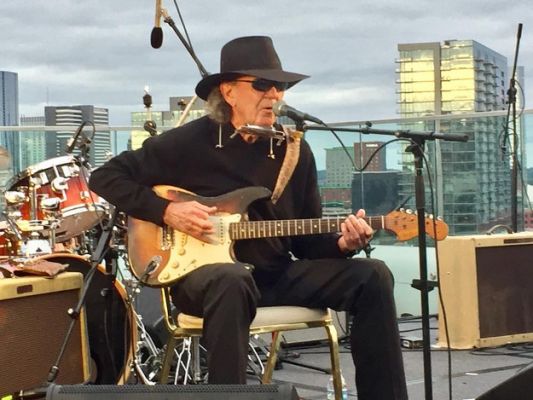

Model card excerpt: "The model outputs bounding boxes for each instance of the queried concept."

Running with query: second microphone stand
[304,123,467,400]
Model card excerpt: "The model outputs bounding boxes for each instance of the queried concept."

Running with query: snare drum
[7,156,107,242]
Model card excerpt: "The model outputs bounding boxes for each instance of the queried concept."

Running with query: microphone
[140,255,162,283]
[272,100,324,125]
[65,122,85,154]
[151,0,164,48]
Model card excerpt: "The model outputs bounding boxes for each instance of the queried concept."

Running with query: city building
[19,115,46,171]
[130,96,206,150]
[44,105,111,168]
[396,39,523,234]
[0,71,18,179]
[352,170,400,216]
[354,142,387,171]
[325,142,387,188]
[323,142,388,215]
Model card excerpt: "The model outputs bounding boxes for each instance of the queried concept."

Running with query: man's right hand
[163,201,217,243]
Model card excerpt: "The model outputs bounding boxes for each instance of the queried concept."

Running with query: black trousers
[170,257,408,400]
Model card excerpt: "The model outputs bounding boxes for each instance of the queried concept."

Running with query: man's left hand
[337,209,374,254]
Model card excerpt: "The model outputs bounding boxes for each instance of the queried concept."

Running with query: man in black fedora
[90,35,407,399]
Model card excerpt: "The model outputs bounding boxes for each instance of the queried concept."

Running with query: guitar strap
[271,126,303,204]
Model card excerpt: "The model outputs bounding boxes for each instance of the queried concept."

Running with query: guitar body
[127,185,449,287]
[127,185,271,287]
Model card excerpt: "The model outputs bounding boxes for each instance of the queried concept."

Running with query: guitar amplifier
[0,272,91,395]
[437,232,533,349]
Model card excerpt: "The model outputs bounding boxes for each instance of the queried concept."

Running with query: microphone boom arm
[161,9,209,78]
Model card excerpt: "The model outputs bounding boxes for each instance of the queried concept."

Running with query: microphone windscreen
[150,27,163,49]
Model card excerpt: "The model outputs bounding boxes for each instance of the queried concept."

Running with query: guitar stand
[12,211,119,399]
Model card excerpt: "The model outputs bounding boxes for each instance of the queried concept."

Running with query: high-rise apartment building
[396,40,521,234]
[0,71,18,176]
[44,105,111,168]
[131,96,206,150]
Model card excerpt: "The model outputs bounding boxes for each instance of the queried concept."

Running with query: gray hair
[206,86,232,124]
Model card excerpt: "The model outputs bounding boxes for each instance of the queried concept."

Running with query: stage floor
[263,317,533,399]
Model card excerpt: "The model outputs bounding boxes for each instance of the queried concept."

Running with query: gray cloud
[1,0,531,126]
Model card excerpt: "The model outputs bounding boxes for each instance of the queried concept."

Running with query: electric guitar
[127,185,448,287]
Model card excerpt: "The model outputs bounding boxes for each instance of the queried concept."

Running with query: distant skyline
[1,1,532,166]
[1,1,530,122]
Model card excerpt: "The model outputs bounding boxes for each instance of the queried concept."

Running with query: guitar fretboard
[229,216,387,240]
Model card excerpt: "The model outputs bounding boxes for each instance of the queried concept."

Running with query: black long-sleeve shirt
[89,116,346,284]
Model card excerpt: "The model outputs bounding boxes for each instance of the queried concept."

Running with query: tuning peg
[405,209,413,214]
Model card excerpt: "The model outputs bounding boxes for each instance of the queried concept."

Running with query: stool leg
[325,323,342,400]
[191,336,203,383]
[262,331,282,384]
[159,336,178,384]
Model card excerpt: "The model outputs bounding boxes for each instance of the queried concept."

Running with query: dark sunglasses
[235,78,289,92]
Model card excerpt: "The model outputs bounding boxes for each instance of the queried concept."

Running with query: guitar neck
[230,216,386,240]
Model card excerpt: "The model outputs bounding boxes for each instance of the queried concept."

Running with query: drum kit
[0,152,179,387]
[0,147,263,392]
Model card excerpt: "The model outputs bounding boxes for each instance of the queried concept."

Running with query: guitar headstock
[385,209,449,241]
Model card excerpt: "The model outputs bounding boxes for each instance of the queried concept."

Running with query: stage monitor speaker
[46,383,299,400]
[0,272,90,396]
[476,364,533,399]
[437,232,533,349]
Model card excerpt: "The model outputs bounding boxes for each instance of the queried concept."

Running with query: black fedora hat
[195,36,309,100]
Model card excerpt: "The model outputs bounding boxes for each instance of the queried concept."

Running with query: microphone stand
[505,23,523,232]
[159,9,211,129]
[304,123,467,400]
[143,90,158,137]
[160,9,208,78]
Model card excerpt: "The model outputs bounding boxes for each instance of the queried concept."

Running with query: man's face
[220,75,285,128]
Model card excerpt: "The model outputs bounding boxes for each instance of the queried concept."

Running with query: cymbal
[0,146,11,170]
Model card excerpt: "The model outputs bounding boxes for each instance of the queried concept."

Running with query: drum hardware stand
[121,276,165,385]
[28,182,37,221]
[2,211,24,243]
[12,209,120,399]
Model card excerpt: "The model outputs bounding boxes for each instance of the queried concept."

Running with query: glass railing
[1,109,530,239]
[305,109,531,241]
[0,110,530,316]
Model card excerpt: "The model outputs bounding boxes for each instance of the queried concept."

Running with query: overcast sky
[1,0,531,128]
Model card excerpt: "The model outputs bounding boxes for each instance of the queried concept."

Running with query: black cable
[325,126,405,173]
[172,0,193,49]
